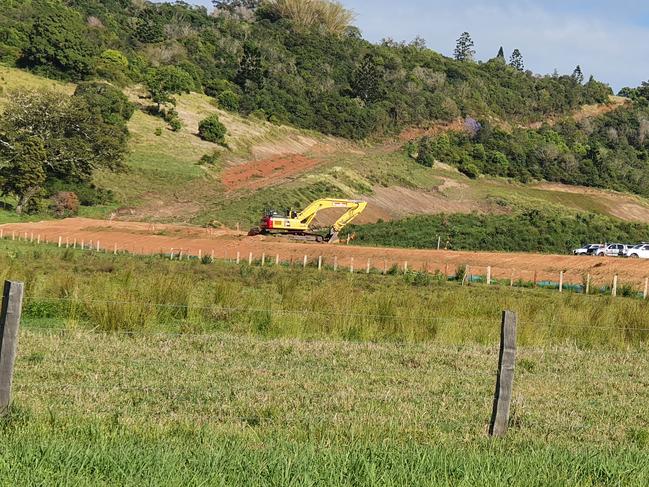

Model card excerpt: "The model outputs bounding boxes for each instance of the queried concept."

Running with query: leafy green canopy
[1,0,612,140]
[198,114,228,145]
[414,102,649,197]
[0,84,133,213]
[346,210,649,254]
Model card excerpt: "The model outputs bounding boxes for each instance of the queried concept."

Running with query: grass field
[1,241,649,483]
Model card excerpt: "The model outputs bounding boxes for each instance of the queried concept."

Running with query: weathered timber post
[487,266,492,285]
[489,310,517,437]
[510,269,515,287]
[350,257,354,273]
[333,256,338,272]
[383,259,387,275]
[0,281,24,413]
[462,265,470,286]
[275,254,279,266]
[644,278,648,300]
[236,252,241,264]
[559,271,564,293]
[303,255,308,268]
[403,261,408,273]
[318,256,322,271]
[261,253,266,266]
[211,250,214,261]
[612,275,618,297]
[586,274,591,295]
[366,259,371,274]
[96,241,100,252]
[437,236,441,250]
[58,236,62,248]
[248,252,253,265]
[198,249,202,260]
[533,271,537,288]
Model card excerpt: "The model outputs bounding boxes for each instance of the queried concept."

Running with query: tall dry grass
[266,0,355,36]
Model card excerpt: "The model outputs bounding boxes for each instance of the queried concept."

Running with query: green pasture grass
[2,240,649,348]
[1,330,648,485]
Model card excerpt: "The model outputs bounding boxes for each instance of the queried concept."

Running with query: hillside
[2,0,649,252]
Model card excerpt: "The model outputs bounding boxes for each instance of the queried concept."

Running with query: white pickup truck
[595,243,629,257]
[626,244,649,259]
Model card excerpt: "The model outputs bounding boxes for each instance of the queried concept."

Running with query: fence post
[198,249,202,260]
[586,274,591,295]
[533,271,537,288]
[248,252,253,265]
[559,271,564,293]
[58,236,62,248]
[510,269,515,287]
[261,253,265,266]
[96,241,100,252]
[333,256,338,272]
[318,256,322,271]
[275,254,279,266]
[383,259,387,275]
[350,257,354,273]
[403,261,408,273]
[644,278,648,300]
[437,236,441,250]
[0,281,24,413]
[487,266,492,285]
[303,255,308,269]
[489,310,517,438]
[612,275,618,297]
[462,265,470,286]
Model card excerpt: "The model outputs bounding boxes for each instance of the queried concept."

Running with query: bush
[50,192,80,218]
[197,152,221,166]
[459,163,480,179]
[217,90,240,112]
[198,114,227,145]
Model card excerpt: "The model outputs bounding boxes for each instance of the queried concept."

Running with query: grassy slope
[3,65,649,230]
[2,240,649,484]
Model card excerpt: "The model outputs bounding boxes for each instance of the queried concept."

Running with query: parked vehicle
[595,243,628,257]
[573,244,603,255]
[626,244,649,259]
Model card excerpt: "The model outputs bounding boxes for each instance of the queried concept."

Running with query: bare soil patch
[4,218,649,290]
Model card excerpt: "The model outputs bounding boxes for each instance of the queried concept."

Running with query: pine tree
[454,32,475,62]
[572,65,584,84]
[509,49,524,71]
[496,46,505,60]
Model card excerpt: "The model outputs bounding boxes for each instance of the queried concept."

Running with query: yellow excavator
[248,198,367,243]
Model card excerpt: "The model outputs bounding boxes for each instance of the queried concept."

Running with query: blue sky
[156,1,649,90]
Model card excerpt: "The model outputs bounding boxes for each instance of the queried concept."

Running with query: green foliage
[454,32,475,61]
[346,209,649,254]
[415,103,649,197]
[217,90,240,111]
[21,0,96,78]
[509,49,524,71]
[0,89,129,213]
[198,114,228,144]
[145,66,194,110]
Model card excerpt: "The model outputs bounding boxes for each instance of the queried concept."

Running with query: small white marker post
[96,241,100,252]
[612,275,618,297]
[37,235,40,244]
[303,255,308,269]
[318,256,322,271]
[65,237,69,249]
[198,249,202,260]
[81,240,84,250]
[559,271,564,293]
[350,257,354,273]
[275,254,280,266]
[437,236,441,250]
[333,256,338,272]
[586,274,591,295]
[236,252,241,264]
[261,253,266,266]
[383,259,387,275]
[58,236,62,248]
[170,248,174,260]
[403,261,408,273]
[114,243,118,255]
[487,266,492,285]
[366,259,371,274]
[644,278,648,300]
[248,252,253,265]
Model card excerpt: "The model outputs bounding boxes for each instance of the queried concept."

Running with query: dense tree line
[345,210,649,254]
[414,100,649,197]
[0,0,612,140]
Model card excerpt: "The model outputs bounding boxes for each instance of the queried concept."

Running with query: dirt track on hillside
[3,218,649,289]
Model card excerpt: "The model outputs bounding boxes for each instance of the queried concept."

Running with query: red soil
[221,154,320,191]
[3,218,649,290]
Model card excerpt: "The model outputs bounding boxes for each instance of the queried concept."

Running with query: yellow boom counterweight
[249,198,367,243]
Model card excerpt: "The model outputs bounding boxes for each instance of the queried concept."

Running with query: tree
[350,54,385,103]
[0,90,130,213]
[145,66,194,111]
[496,46,505,61]
[454,32,475,62]
[509,49,524,71]
[22,0,96,78]
[212,0,261,11]
[198,114,228,145]
[572,65,584,84]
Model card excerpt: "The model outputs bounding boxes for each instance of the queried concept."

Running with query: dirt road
[3,218,649,289]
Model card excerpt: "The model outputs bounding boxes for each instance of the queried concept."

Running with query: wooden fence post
[248,252,253,265]
[58,236,62,248]
[586,274,591,295]
[333,256,338,272]
[533,270,537,288]
[403,261,408,273]
[462,265,470,286]
[303,255,308,268]
[437,236,441,250]
[275,254,279,266]
[487,266,492,285]
[350,257,354,273]
[318,256,322,271]
[559,271,564,293]
[383,259,387,275]
[366,259,371,274]
[612,275,618,297]
[261,253,266,266]
[489,310,517,438]
[644,278,648,300]
[510,269,515,287]
[0,281,24,413]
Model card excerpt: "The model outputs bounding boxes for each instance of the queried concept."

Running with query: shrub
[217,90,240,111]
[197,152,221,166]
[459,163,480,179]
[198,114,227,145]
[50,192,80,218]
